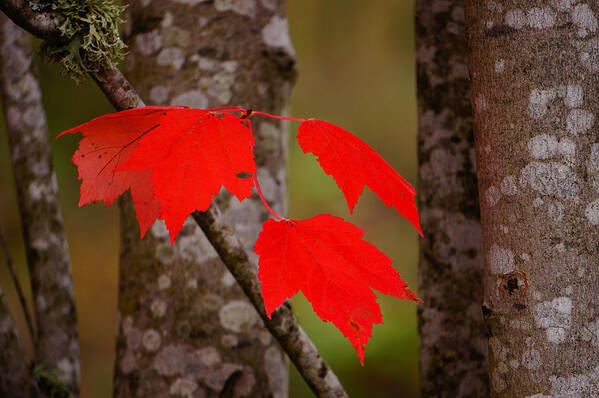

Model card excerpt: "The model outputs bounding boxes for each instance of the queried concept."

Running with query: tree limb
[93,62,348,398]
[96,67,349,397]
[91,67,144,110]
[0,12,79,394]
[193,207,348,397]
[0,2,350,396]
[0,0,64,42]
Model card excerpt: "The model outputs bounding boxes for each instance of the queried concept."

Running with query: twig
[0,0,64,42]
[0,3,350,396]
[95,67,349,396]
[91,67,144,110]
[0,285,42,396]
[0,223,35,346]
[93,64,348,398]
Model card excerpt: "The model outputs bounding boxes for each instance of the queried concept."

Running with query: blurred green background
[0,1,419,397]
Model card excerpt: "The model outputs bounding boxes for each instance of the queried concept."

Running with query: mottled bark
[0,286,40,397]
[0,13,79,393]
[416,1,489,397]
[91,66,145,110]
[467,1,599,396]
[114,1,295,397]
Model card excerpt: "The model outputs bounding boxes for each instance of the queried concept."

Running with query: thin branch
[91,67,145,110]
[0,224,35,345]
[0,0,64,42]
[0,3,350,396]
[0,285,42,397]
[95,64,348,398]
[193,207,348,397]
[95,68,349,396]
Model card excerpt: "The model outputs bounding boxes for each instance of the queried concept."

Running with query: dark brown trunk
[416,1,489,396]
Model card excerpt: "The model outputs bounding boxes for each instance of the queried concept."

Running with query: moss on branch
[39,0,126,82]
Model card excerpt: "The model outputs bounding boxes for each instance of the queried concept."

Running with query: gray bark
[114,1,295,397]
[416,1,489,397]
[0,12,79,394]
[467,1,599,396]
[0,285,40,397]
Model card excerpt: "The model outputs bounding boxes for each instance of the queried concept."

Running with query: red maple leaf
[118,111,256,242]
[57,106,187,236]
[296,119,422,235]
[254,214,421,364]
[60,106,423,362]
[58,107,256,240]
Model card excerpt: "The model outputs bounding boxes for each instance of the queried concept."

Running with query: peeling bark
[416,1,489,397]
[114,1,295,397]
[467,1,599,396]
[0,286,40,397]
[0,13,79,394]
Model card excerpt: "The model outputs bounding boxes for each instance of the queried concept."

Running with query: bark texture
[92,66,144,110]
[0,0,64,42]
[0,286,40,397]
[467,1,599,396]
[416,1,489,397]
[0,13,79,393]
[114,1,296,397]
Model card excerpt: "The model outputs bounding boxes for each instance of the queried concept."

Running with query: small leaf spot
[236,172,252,179]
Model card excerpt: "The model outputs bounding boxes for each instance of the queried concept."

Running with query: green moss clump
[40,0,126,82]
[33,363,70,398]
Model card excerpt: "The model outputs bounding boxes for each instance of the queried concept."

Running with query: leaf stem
[207,106,245,113]
[242,118,285,221]
[252,111,306,123]
[253,173,285,221]
[0,223,36,350]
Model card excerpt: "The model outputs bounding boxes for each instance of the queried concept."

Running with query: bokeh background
[0,1,419,397]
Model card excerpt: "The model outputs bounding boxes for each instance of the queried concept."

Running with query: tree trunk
[416,1,489,397]
[0,13,79,395]
[113,1,296,397]
[467,1,599,396]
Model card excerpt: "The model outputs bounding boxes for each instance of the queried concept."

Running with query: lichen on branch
[39,0,126,82]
